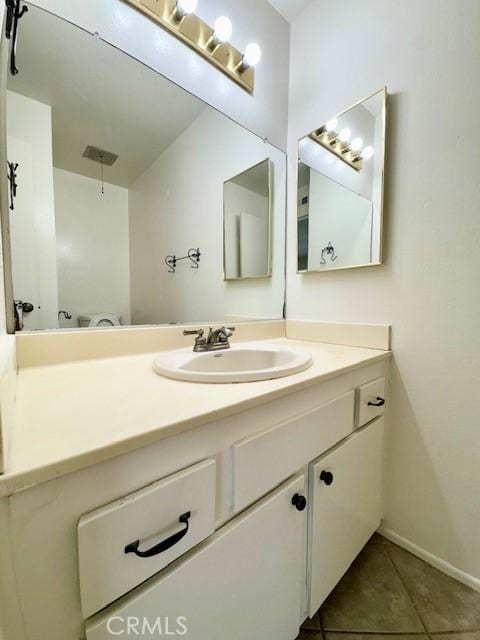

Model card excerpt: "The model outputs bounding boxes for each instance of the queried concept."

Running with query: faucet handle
[183,328,204,337]
[183,328,207,352]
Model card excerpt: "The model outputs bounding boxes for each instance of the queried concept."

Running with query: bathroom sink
[153,343,313,383]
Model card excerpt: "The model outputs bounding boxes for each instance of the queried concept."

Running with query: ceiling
[8,5,206,188]
[266,0,313,22]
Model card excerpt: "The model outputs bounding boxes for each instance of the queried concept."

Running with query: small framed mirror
[223,159,272,280]
[297,88,387,273]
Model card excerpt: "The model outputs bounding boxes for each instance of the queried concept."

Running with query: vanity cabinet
[86,475,307,640]
[3,360,389,640]
[308,418,384,616]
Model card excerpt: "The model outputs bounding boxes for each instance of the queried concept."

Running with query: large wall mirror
[3,4,286,332]
[297,88,387,273]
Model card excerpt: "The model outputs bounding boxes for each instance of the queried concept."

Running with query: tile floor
[298,534,480,640]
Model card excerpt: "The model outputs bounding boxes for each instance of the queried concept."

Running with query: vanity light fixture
[351,137,363,152]
[325,118,338,132]
[207,16,233,51]
[174,0,197,21]
[309,122,374,172]
[361,145,374,160]
[122,0,258,93]
[237,42,262,72]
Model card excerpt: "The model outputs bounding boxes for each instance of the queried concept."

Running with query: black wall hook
[5,0,29,76]
[320,241,338,265]
[7,161,18,211]
[165,248,201,273]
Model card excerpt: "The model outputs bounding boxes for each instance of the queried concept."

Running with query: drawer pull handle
[368,396,385,407]
[291,493,307,512]
[320,470,334,486]
[124,511,191,558]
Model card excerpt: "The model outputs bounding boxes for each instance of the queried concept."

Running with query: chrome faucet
[183,326,236,352]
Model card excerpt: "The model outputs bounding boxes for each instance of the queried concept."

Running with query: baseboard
[378,526,480,593]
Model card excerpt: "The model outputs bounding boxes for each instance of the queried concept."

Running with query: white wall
[28,0,290,151]
[307,171,372,270]
[129,108,285,325]
[6,91,59,329]
[54,169,130,327]
[288,0,480,581]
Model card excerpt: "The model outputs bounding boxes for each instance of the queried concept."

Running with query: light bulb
[351,137,363,152]
[339,128,351,143]
[361,145,374,159]
[244,43,262,67]
[213,16,232,43]
[176,0,198,18]
[325,118,338,132]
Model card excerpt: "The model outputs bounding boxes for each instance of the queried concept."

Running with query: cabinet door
[308,418,384,616]
[87,475,307,640]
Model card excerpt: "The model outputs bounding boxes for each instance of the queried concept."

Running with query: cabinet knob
[320,470,334,486]
[291,493,307,511]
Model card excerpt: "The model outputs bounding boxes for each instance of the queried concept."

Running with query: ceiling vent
[83,145,118,166]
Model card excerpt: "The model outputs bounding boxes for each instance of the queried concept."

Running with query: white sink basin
[153,343,313,383]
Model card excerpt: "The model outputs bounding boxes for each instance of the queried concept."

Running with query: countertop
[1,339,390,496]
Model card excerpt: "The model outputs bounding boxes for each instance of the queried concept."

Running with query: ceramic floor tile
[301,612,322,631]
[386,545,480,632]
[366,533,390,547]
[436,634,480,640]
[320,543,425,633]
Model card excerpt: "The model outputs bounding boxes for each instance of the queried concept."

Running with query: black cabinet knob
[320,470,334,486]
[291,493,307,511]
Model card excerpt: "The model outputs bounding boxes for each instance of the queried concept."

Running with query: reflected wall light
[361,145,374,159]
[122,0,259,93]
[309,120,374,172]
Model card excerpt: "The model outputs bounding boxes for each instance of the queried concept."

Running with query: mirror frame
[223,158,273,282]
[296,86,388,275]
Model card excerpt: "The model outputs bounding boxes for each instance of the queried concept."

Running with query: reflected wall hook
[7,161,18,211]
[5,0,29,76]
[320,242,338,265]
[165,248,201,273]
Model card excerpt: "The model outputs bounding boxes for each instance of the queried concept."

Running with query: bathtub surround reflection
[297,88,387,273]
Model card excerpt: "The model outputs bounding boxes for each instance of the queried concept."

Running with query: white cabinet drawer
[308,418,384,615]
[86,474,306,640]
[233,391,354,511]
[78,459,216,618]
[355,376,386,427]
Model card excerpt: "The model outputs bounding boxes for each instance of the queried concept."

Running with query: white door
[308,418,384,616]
[240,210,268,277]
[87,474,307,640]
